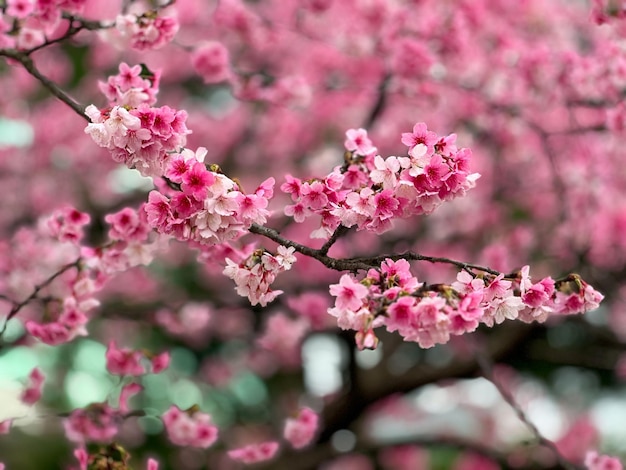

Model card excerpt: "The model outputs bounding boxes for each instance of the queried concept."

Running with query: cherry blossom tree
[0,0,624,469]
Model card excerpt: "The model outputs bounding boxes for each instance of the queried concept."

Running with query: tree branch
[476,349,583,470]
[249,223,505,275]
[0,50,87,120]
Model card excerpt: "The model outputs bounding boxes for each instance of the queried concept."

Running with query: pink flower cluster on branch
[227,441,280,464]
[0,0,87,50]
[586,451,624,470]
[84,103,190,179]
[115,9,178,51]
[283,407,319,449]
[105,340,170,376]
[223,245,297,306]
[145,162,275,245]
[161,405,219,449]
[64,383,144,444]
[282,126,479,239]
[329,259,603,349]
[98,63,160,108]
[1,204,158,345]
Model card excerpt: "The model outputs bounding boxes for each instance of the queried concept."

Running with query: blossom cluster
[7,205,157,346]
[85,103,190,179]
[98,62,160,108]
[21,209,98,345]
[227,441,280,464]
[283,407,319,449]
[586,451,624,470]
[329,259,604,349]
[145,150,275,245]
[191,41,232,84]
[86,64,276,248]
[115,10,179,51]
[282,125,479,239]
[64,403,122,444]
[223,245,297,306]
[0,0,86,50]
[64,383,143,444]
[105,340,170,376]
[161,405,219,449]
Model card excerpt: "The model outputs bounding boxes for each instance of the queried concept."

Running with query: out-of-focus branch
[0,49,87,119]
[476,349,583,470]
[266,323,537,470]
[362,74,390,129]
[26,15,114,54]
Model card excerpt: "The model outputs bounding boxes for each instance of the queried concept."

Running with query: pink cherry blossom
[191,41,231,84]
[162,405,219,448]
[585,451,623,470]
[20,367,45,405]
[283,407,319,449]
[105,341,146,376]
[329,275,368,312]
[344,128,377,156]
[228,441,280,464]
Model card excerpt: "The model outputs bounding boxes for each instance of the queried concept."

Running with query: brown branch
[476,349,583,470]
[249,223,505,275]
[319,225,350,256]
[0,50,87,120]
[266,323,536,470]
[23,16,114,55]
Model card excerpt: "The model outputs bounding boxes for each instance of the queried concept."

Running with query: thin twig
[0,50,87,120]
[25,16,114,55]
[319,225,350,256]
[476,350,583,470]
[0,259,81,337]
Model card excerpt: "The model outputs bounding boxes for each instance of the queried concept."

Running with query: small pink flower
[7,0,35,19]
[0,420,12,434]
[106,341,146,376]
[151,351,171,374]
[228,441,280,464]
[105,207,150,242]
[74,447,88,470]
[284,407,319,449]
[182,162,216,201]
[402,122,437,157]
[386,296,418,334]
[344,128,376,156]
[300,181,329,211]
[64,404,120,443]
[329,275,369,312]
[145,191,172,230]
[522,277,555,308]
[162,405,218,448]
[281,174,303,200]
[20,367,45,405]
[192,41,231,84]
[119,383,143,414]
[585,451,623,470]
